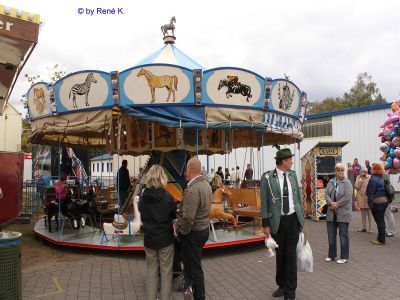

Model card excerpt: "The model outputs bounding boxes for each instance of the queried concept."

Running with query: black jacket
[139,188,176,250]
[117,166,130,192]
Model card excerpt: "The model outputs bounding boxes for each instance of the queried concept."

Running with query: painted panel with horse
[203,68,264,108]
[54,70,113,113]
[119,65,194,105]
[26,82,52,119]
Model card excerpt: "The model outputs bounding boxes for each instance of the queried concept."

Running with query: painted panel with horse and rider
[203,67,264,108]
[53,70,113,113]
[119,64,194,105]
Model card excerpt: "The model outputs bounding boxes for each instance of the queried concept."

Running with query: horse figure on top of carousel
[161,16,176,37]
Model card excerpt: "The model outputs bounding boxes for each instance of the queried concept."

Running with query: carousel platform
[33,218,264,251]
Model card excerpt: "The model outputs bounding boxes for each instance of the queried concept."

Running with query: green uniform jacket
[260,169,305,235]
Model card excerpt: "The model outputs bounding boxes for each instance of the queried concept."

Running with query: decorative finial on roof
[161,16,176,44]
[284,73,289,80]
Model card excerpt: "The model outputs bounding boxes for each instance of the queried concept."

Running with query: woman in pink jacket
[355,168,372,233]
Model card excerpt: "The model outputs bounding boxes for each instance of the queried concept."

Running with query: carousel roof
[136,44,204,70]
[27,20,307,153]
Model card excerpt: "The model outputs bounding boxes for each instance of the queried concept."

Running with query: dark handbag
[321,203,328,214]
[384,179,395,203]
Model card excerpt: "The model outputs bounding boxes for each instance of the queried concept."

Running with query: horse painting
[69,73,97,108]
[161,16,176,36]
[32,87,46,114]
[218,79,252,102]
[137,68,178,103]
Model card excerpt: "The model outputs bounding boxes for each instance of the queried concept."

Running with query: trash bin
[0,231,22,300]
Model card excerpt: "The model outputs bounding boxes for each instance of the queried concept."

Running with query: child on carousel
[55,172,81,228]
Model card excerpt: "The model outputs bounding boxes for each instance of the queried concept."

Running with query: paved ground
[22,208,400,300]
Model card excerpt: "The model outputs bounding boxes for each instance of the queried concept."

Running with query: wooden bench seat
[230,188,261,228]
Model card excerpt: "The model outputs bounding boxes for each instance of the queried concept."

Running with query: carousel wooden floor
[33,218,264,251]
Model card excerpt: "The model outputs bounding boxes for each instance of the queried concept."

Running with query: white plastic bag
[296,231,313,272]
[265,237,278,257]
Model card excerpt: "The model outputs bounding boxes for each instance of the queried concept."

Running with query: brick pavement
[22,209,400,300]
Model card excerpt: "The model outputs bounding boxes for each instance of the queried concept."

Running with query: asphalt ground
[21,206,400,300]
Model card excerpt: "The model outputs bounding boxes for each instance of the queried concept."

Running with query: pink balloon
[393,157,400,168]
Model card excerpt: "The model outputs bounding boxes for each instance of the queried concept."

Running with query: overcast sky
[5,0,400,114]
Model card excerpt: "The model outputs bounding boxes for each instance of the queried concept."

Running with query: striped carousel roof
[136,44,204,70]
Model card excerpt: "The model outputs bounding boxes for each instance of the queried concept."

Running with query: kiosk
[301,141,348,221]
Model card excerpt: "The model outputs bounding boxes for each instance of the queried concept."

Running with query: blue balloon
[390,147,395,158]
[386,157,394,168]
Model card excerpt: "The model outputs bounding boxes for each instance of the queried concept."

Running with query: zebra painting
[69,73,97,108]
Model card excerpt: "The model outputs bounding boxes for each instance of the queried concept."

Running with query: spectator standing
[117,159,131,211]
[365,160,372,175]
[261,148,304,300]
[139,165,176,300]
[235,166,241,188]
[177,158,212,300]
[224,168,230,185]
[207,168,215,183]
[384,174,396,238]
[355,168,373,233]
[244,163,254,181]
[216,166,224,182]
[325,163,353,264]
[366,163,389,245]
[230,167,236,187]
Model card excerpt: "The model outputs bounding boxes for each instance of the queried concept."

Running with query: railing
[23,179,46,220]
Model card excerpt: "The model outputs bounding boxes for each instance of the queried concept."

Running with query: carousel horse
[103,196,141,237]
[210,177,237,227]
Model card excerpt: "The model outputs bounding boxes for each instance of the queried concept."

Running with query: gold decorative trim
[0,5,40,24]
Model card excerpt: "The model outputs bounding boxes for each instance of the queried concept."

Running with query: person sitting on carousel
[55,172,81,228]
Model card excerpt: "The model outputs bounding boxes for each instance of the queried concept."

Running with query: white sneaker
[81,217,85,227]
[325,257,334,262]
[337,259,348,264]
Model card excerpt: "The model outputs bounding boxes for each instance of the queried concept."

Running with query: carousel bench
[231,188,261,228]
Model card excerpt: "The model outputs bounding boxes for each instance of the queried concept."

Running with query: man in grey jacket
[177,158,212,300]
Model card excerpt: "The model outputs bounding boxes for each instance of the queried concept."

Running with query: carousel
[27,18,308,251]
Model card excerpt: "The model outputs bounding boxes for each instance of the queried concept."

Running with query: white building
[0,103,22,152]
[90,153,148,186]
[90,154,113,178]
[200,103,398,188]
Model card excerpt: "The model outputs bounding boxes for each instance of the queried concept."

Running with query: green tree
[310,72,387,114]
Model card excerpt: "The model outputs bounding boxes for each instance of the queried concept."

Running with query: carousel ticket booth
[301,141,348,221]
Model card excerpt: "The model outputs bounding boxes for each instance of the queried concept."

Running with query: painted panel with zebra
[54,70,114,113]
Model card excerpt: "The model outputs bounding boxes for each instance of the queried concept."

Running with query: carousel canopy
[27,20,307,155]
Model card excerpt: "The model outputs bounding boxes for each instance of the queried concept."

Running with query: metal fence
[23,179,46,220]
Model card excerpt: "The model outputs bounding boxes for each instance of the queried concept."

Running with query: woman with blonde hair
[355,167,373,233]
[325,163,353,264]
[139,165,176,300]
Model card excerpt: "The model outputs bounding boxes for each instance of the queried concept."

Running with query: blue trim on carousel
[306,102,391,120]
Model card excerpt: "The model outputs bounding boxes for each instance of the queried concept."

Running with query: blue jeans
[326,221,349,259]
[371,203,388,244]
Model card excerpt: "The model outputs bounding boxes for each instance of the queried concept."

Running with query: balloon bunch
[379,100,400,173]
